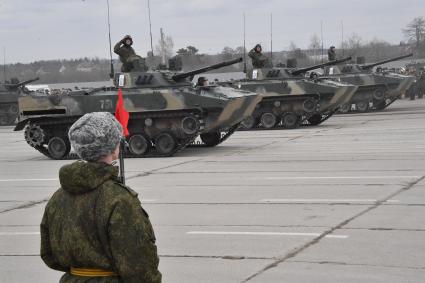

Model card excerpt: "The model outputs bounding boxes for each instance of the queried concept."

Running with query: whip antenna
[106,0,114,78]
[3,47,6,83]
[243,13,247,74]
[148,0,154,56]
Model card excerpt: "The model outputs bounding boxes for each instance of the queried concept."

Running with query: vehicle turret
[248,57,351,80]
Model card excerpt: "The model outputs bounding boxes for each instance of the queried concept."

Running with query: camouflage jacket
[248,48,270,68]
[328,49,336,61]
[40,161,162,283]
[114,41,136,72]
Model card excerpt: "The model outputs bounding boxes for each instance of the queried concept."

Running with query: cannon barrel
[361,53,413,69]
[5,77,40,89]
[172,58,243,81]
[290,57,352,76]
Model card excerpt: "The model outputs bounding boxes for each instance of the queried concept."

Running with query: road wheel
[355,101,369,112]
[373,88,385,100]
[24,124,45,147]
[8,104,18,114]
[47,137,71,159]
[200,132,221,147]
[241,116,257,129]
[155,133,176,155]
[303,99,317,113]
[338,103,351,113]
[181,116,200,135]
[281,112,300,129]
[260,112,278,129]
[128,134,149,156]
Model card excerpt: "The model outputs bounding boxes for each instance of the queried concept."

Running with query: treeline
[2,58,111,84]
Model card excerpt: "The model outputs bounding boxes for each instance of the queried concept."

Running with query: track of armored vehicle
[14,58,261,159]
[0,78,39,126]
[322,54,415,113]
[222,57,357,130]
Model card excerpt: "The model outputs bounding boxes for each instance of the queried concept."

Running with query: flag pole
[119,138,126,184]
[115,87,130,185]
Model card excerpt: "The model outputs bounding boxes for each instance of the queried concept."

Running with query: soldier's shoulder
[103,180,138,198]
[115,181,139,197]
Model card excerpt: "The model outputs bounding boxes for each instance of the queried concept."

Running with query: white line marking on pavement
[264,176,421,180]
[187,231,348,239]
[0,178,57,182]
[0,232,40,236]
[265,176,420,180]
[261,199,399,203]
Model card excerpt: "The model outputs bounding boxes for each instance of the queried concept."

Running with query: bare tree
[235,46,246,55]
[186,46,199,55]
[365,38,391,61]
[309,34,320,50]
[289,41,298,52]
[309,34,321,63]
[155,28,174,64]
[345,33,362,54]
[403,17,425,48]
[221,47,236,60]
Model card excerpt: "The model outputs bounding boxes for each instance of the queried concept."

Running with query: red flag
[115,88,130,137]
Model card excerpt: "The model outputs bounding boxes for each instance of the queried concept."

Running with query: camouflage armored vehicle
[14,58,261,159]
[0,77,39,125]
[323,54,415,112]
[222,57,358,129]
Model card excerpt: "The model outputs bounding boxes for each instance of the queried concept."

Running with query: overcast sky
[0,0,424,63]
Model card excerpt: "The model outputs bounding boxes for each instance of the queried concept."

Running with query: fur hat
[68,112,122,161]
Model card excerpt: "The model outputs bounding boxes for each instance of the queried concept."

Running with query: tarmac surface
[0,98,424,282]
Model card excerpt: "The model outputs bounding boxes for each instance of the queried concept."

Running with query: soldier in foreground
[248,44,270,68]
[328,46,336,61]
[114,35,137,71]
[40,112,162,283]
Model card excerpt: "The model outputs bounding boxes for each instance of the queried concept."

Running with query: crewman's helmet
[123,35,133,46]
[197,76,208,86]
[255,44,262,53]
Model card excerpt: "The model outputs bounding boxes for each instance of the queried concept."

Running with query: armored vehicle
[14,58,261,159]
[0,78,39,125]
[323,54,415,112]
[223,57,357,129]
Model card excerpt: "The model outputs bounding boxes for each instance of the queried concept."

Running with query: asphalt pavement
[0,98,424,282]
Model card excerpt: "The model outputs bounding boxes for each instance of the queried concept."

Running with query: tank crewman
[40,112,162,283]
[197,76,209,87]
[248,44,270,68]
[328,46,336,61]
[417,70,425,99]
[114,35,137,72]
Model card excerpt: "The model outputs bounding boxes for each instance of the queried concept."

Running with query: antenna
[270,13,273,65]
[160,28,166,64]
[147,0,154,56]
[320,20,324,63]
[341,20,344,57]
[243,13,247,74]
[106,0,114,79]
[3,47,6,83]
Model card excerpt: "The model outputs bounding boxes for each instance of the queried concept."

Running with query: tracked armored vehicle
[323,54,415,112]
[0,78,39,125]
[14,58,261,159]
[222,57,357,129]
